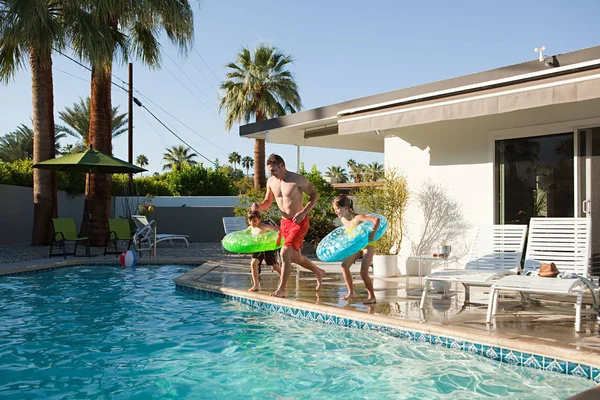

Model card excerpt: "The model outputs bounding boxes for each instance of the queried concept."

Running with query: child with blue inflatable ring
[333,195,379,304]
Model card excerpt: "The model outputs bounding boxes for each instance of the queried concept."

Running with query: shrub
[111,174,171,196]
[233,176,254,194]
[0,159,241,198]
[0,159,34,187]
[354,168,409,255]
[300,164,338,247]
[166,164,237,196]
[57,171,86,194]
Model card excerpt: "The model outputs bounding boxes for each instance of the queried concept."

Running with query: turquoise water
[0,265,592,399]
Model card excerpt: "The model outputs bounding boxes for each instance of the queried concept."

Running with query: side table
[405,255,458,296]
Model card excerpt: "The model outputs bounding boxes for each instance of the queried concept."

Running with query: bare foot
[342,293,357,301]
[315,268,326,290]
[270,290,286,298]
[363,297,377,305]
[248,286,258,292]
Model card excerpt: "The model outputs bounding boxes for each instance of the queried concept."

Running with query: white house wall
[383,98,600,269]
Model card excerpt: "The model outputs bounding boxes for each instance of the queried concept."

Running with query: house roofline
[239,45,600,137]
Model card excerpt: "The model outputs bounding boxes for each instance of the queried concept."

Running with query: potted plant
[354,169,409,277]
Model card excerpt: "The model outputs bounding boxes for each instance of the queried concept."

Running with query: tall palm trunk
[253,138,266,188]
[83,65,113,245]
[30,49,57,245]
[254,111,266,188]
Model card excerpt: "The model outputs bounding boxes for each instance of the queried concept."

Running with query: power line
[138,109,170,147]
[161,63,221,119]
[54,68,89,83]
[193,47,221,84]
[164,52,219,108]
[141,100,222,160]
[54,49,128,93]
[134,97,217,167]
[185,51,221,93]
[133,89,228,153]
[55,48,228,158]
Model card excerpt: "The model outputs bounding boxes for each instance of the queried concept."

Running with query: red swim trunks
[280,217,309,251]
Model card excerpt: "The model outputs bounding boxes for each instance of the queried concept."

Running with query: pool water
[0,265,592,399]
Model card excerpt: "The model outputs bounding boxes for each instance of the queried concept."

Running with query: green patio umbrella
[33,145,146,174]
[33,146,147,227]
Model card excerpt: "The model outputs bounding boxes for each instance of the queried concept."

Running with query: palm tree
[0,124,66,161]
[0,0,70,244]
[348,161,366,183]
[162,145,197,171]
[57,96,127,147]
[219,43,301,189]
[136,154,148,177]
[0,125,32,162]
[60,142,86,155]
[70,0,194,244]
[325,165,348,183]
[241,156,253,176]
[365,162,384,182]
[136,154,149,168]
[228,151,241,171]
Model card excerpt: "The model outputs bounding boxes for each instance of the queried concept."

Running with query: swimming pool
[0,265,592,398]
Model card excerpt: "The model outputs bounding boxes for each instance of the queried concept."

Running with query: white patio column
[296,145,301,172]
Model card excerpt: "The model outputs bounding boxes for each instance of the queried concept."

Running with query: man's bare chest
[271,181,299,198]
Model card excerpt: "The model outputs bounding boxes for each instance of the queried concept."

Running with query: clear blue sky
[1,0,599,174]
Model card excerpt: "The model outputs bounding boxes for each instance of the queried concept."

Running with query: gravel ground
[0,242,316,264]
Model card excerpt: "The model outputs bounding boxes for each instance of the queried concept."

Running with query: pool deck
[2,254,600,372]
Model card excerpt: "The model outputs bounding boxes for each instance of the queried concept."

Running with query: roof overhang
[239,46,600,150]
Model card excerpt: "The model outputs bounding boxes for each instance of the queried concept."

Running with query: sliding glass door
[495,132,574,225]
[578,127,599,276]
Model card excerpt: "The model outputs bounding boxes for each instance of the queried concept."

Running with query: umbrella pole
[86,170,91,256]
[87,170,92,222]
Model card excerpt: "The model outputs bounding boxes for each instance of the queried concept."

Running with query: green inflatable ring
[222,229,284,253]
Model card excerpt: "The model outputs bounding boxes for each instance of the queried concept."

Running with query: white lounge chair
[419,224,528,309]
[222,216,247,235]
[132,215,189,257]
[487,217,598,332]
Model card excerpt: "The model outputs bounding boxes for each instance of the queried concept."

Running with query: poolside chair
[104,218,133,256]
[132,215,189,257]
[419,224,528,309]
[49,218,90,259]
[487,217,598,332]
[222,216,247,235]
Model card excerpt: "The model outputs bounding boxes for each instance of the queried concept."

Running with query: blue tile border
[176,284,600,383]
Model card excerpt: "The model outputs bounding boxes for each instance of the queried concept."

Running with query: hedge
[0,160,237,196]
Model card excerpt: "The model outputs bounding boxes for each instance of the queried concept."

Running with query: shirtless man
[250,154,326,297]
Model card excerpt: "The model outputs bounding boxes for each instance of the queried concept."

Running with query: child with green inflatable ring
[221,211,283,291]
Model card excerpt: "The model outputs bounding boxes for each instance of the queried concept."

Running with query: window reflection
[495,133,574,224]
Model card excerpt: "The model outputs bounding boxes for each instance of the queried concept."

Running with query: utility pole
[128,62,134,192]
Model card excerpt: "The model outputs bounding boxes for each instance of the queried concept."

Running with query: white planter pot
[405,259,433,277]
[372,254,398,277]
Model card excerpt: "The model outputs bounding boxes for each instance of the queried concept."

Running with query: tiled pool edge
[175,282,600,383]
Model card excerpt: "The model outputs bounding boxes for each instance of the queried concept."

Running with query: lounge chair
[487,217,598,332]
[132,215,189,257]
[49,218,90,259]
[104,218,133,256]
[419,224,528,309]
[222,216,247,235]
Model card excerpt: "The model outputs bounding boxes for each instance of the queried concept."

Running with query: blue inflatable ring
[222,229,284,254]
[316,214,388,262]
